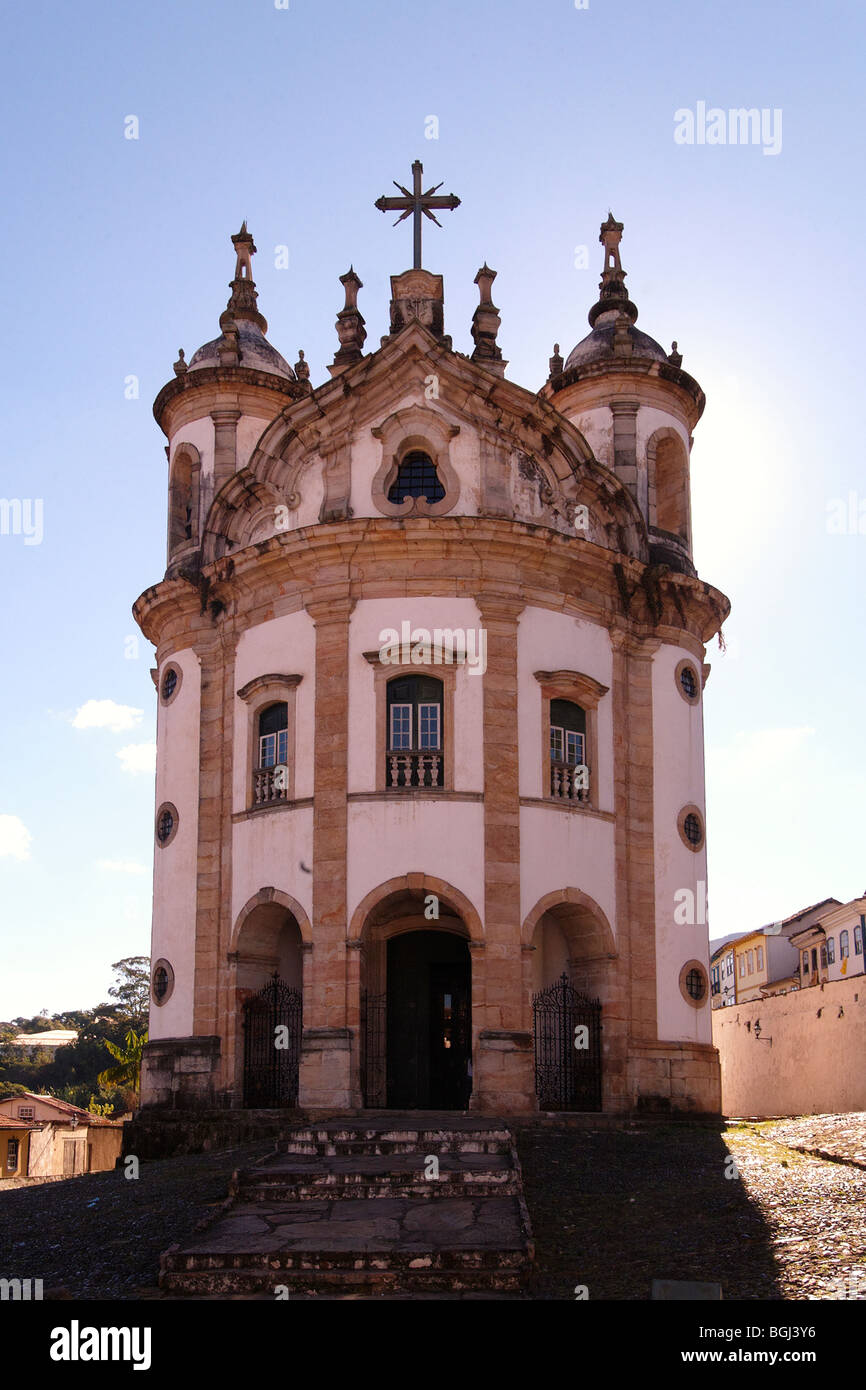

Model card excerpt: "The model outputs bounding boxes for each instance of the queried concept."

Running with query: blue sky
[1,0,863,1018]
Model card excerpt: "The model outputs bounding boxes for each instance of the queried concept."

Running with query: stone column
[610,400,640,507]
[298,596,355,1108]
[211,408,242,496]
[610,629,660,1109]
[472,594,535,1114]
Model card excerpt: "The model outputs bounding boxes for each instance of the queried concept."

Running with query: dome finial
[588,213,638,329]
[222,223,268,334]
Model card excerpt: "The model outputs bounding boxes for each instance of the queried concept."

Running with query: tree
[98,1028,147,1096]
[107,957,150,1029]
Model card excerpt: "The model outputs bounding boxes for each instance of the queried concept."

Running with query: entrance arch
[351,876,479,1110]
[229,890,308,1106]
[523,889,617,1111]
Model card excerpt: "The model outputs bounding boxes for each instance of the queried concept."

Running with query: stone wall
[713,977,866,1117]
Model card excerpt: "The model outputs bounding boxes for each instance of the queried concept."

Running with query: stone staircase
[159,1115,534,1297]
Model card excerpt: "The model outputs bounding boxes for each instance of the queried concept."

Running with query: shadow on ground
[516,1122,781,1300]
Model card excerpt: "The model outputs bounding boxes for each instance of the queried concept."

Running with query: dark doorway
[386,931,471,1109]
[242,973,302,1107]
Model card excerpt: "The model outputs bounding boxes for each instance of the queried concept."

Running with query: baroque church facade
[134,178,730,1117]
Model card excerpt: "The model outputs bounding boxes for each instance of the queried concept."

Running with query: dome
[188,319,295,380]
[564,320,669,372]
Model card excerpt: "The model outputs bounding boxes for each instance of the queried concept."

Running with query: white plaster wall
[568,406,613,470]
[348,597,485,795]
[237,413,276,473]
[231,808,314,932]
[150,647,201,1040]
[651,642,711,1043]
[516,607,614,809]
[635,406,690,460]
[234,610,317,807]
[520,807,616,943]
[347,801,485,929]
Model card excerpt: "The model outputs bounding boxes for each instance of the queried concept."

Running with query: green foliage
[0,958,151,1117]
[98,1028,147,1094]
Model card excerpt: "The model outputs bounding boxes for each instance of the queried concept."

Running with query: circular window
[160,662,182,705]
[155,802,178,847]
[151,958,175,1005]
[679,960,708,1007]
[675,658,700,705]
[677,804,705,852]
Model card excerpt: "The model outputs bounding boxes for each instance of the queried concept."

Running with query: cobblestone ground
[1,1118,864,1300]
[517,1116,866,1301]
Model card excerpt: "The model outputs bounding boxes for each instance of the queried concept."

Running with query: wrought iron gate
[361,990,387,1108]
[533,972,602,1111]
[242,973,302,1108]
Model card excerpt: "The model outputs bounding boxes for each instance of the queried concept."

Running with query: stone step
[279,1127,511,1156]
[231,1151,519,1201]
[160,1194,532,1296]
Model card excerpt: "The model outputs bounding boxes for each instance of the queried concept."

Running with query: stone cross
[374,160,460,269]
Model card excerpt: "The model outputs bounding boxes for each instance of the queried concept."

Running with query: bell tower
[542,214,702,577]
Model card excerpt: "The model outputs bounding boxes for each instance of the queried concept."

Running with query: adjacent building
[0,1094,124,1179]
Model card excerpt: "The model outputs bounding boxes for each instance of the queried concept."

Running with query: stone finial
[588,212,638,329]
[470,263,506,376]
[668,340,683,367]
[231,221,256,280]
[173,348,188,377]
[294,349,310,381]
[329,267,367,377]
[224,223,268,333]
[548,342,564,379]
[599,212,624,275]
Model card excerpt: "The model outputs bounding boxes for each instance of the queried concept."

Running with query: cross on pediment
[374,160,460,270]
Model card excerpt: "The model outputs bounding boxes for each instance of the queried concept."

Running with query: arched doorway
[524,890,617,1112]
[230,894,306,1107]
[355,880,477,1110]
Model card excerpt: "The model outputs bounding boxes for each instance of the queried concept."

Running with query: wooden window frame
[534,670,608,810]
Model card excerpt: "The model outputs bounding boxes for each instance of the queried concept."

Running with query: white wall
[652,641,710,1043]
[150,647,201,1039]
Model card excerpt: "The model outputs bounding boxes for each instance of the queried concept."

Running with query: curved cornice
[132,514,730,657]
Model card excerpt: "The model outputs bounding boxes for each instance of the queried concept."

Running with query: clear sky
[1,0,863,1018]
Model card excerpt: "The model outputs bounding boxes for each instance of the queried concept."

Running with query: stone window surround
[677,802,705,853]
[363,650,457,792]
[674,657,701,706]
[679,958,708,1008]
[151,958,175,1006]
[533,669,609,810]
[236,673,303,809]
[159,660,183,707]
[167,441,202,559]
[155,801,179,848]
[370,406,460,518]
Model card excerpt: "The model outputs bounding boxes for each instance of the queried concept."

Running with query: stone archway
[348,874,482,1110]
[522,888,620,1111]
[227,889,310,1106]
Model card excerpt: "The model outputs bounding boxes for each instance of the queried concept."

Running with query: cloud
[116,743,157,775]
[0,815,32,860]
[72,699,143,733]
[96,859,149,876]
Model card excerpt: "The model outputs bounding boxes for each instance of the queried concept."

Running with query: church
[133,165,730,1118]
